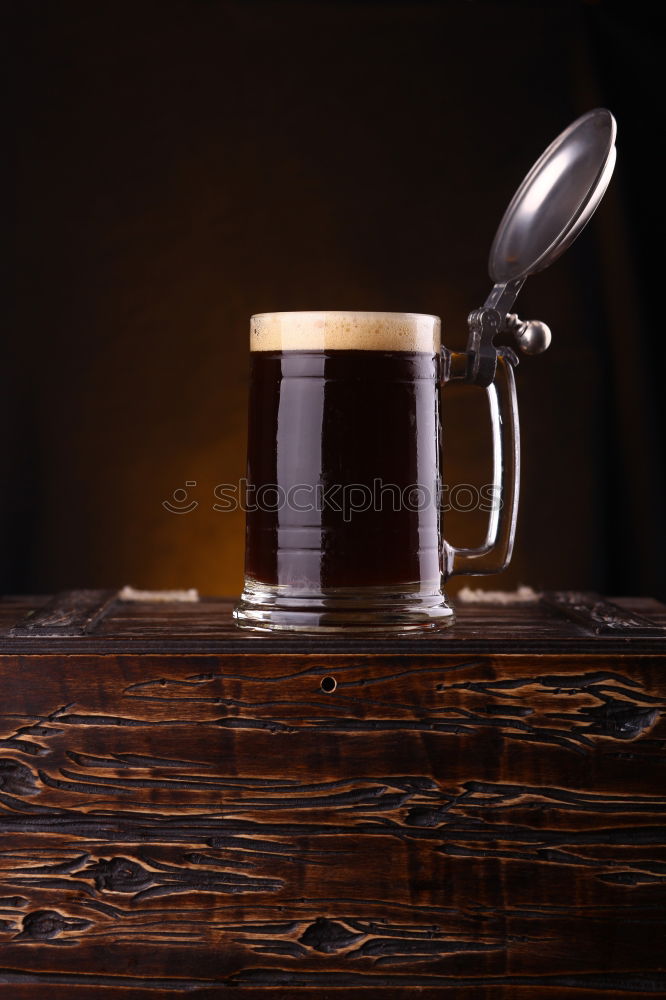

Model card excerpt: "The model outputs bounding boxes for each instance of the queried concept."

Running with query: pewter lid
[489,108,617,284]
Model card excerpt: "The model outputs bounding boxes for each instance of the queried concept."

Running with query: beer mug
[234,110,617,632]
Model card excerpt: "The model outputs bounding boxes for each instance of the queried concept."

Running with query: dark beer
[244,348,442,591]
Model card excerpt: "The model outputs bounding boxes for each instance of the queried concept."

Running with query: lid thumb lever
[505,314,552,356]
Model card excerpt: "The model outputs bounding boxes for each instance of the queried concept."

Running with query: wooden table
[1,591,665,998]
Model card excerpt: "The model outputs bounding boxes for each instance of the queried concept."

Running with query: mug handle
[441,347,520,578]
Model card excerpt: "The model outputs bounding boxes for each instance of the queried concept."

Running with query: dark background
[5,0,664,600]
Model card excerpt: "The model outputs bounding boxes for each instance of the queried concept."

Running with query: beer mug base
[233,580,455,634]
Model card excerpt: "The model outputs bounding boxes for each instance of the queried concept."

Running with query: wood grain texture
[540,592,666,636]
[1,594,665,654]
[1,595,665,996]
[7,592,118,638]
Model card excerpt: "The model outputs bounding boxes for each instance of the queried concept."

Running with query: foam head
[250,311,441,353]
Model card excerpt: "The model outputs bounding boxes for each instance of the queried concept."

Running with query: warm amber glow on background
[6,1,664,599]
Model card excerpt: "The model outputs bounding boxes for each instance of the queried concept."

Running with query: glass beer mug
[234,110,617,633]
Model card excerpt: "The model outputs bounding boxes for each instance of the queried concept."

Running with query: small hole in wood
[320,675,337,693]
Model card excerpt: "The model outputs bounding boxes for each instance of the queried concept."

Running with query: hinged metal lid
[463,108,617,386]
[489,108,617,284]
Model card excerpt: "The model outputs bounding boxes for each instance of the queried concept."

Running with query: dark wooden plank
[7,591,118,638]
[1,648,665,994]
[1,593,665,655]
[541,591,665,636]
[0,597,50,636]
